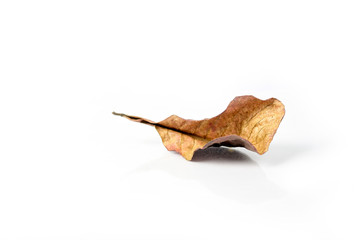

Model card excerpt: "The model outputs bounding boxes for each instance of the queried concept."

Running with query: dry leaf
[113,95,285,160]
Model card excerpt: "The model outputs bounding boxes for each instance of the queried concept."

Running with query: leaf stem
[112,112,125,117]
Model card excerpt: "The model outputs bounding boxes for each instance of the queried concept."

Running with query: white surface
[1,1,360,239]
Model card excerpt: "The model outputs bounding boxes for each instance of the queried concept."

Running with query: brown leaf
[113,95,285,160]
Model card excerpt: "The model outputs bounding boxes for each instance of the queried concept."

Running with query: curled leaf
[113,95,285,160]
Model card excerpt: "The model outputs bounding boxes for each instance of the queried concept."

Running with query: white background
[1,0,360,239]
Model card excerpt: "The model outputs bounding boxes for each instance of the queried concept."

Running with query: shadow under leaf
[192,147,253,163]
[122,147,286,203]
